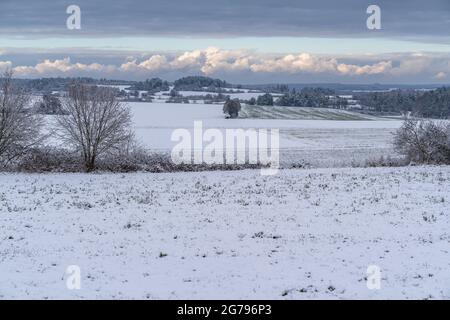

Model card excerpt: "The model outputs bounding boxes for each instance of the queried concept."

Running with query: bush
[364,155,409,168]
[256,93,274,106]
[35,94,65,115]
[394,119,450,164]
[223,99,241,118]
[16,147,264,173]
[17,147,82,172]
[246,97,256,106]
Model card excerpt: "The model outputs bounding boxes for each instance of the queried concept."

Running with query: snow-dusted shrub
[99,150,263,173]
[394,119,450,164]
[34,94,65,115]
[364,155,409,168]
[15,146,263,173]
[17,147,82,172]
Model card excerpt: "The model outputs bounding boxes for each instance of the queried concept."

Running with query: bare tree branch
[0,71,44,167]
[57,83,133,172]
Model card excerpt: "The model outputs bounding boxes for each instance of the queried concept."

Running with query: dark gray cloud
[0,0,449,40]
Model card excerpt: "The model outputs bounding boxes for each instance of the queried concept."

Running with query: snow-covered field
[43,93,402,167]
[130,102,402,167]
[4,98,448,300]
[1,166,449,299]
[239,105,384,120]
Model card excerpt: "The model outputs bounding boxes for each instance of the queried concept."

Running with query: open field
[3,0,449,303]
[239,105,384,120]
[129,102,402,167]
[1,166,449,299]
[7,98,446,300]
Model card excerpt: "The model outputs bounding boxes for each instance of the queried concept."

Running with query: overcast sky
[1,0,449,83]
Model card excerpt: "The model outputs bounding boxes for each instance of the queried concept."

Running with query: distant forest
[129,78,170,93]
[11,77,132,92]
[355,88,450,118]
[173,76,232,91]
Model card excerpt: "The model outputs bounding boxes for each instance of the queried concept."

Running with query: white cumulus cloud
[13,58,116,77]
[5,48,450,82]
[0,60,13,72]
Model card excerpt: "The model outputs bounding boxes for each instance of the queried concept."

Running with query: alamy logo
[66,5,81,30]
[366,265,381,290]
[65,265,81,290]
[171,121,280,175]
[366,5,381,30]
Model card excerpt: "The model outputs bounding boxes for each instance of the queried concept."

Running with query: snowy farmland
[2,100,449,300]
[130,102,402,167]
[1,166,449,299]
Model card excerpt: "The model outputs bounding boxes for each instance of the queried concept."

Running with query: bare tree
[0,71,43,166]
[57,83,133,172]
[394,118,450,164]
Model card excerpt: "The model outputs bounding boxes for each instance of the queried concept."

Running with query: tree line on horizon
[3,74,450,118]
